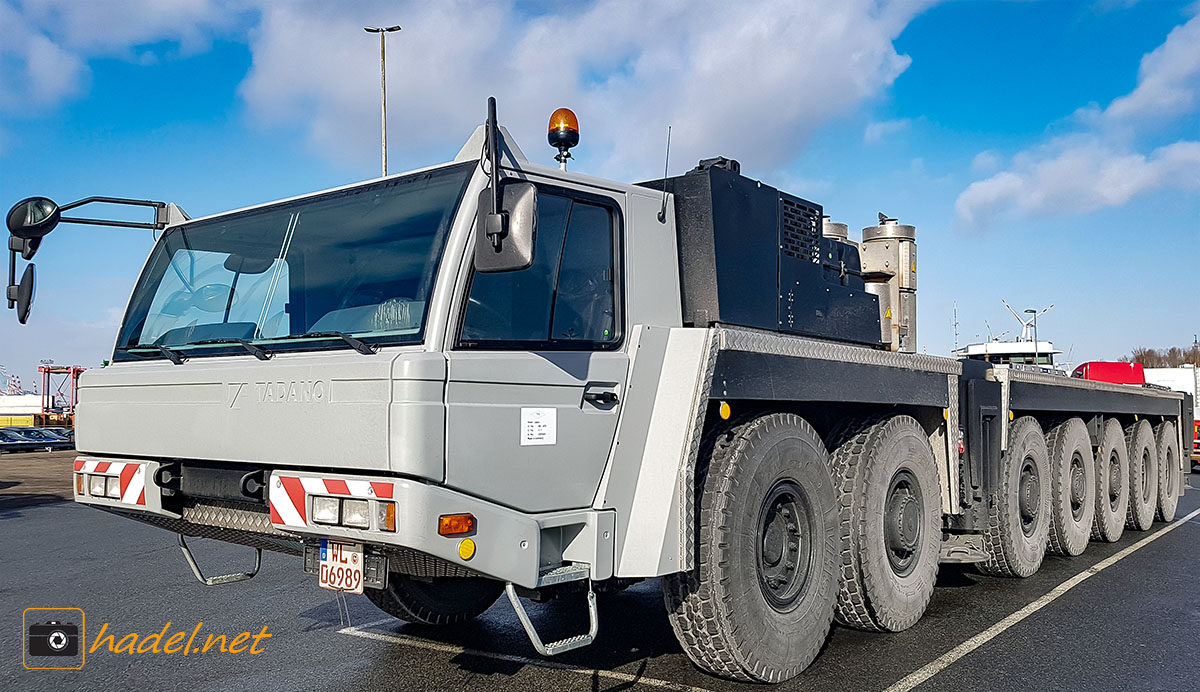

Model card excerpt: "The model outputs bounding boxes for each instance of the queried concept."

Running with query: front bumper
[72,456,613,589]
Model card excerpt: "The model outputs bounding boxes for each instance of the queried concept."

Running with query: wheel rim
[1018,455,1040,536]
[884,468,924,577]
[1140,449,1152,502]
[1108,449,1122,510]
[755,480,813,611]
[1165,446,1176,495]
[1069,450,1087,522]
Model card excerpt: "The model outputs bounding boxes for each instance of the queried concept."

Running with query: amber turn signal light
[439,513,476,536]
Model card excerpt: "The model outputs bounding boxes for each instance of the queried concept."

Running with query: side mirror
[474,182,537,273]
[15,263,35,324]
[7,197,60,240]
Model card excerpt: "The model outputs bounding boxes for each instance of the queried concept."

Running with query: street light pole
[1025,309,1038,367]
[364,25,401,177]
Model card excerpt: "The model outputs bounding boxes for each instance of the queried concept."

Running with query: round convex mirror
[6,197,60,240]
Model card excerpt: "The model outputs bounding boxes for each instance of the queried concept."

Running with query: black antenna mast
[657,125,672,223]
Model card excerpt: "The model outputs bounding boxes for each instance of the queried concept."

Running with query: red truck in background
[1074,362,1200,469]
[1073,361,1146,385]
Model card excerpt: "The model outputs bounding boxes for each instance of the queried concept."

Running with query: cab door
[444,187,627,513]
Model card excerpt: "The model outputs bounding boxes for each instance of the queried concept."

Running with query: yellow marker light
[376,500,397,532]
[1009,411,1014,421]
[719,401,732,420]
[458,538,476,561]
[439,513,476,536]
[943,408,949,420]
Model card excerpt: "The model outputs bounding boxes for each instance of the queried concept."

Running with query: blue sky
[1,0,1198,386]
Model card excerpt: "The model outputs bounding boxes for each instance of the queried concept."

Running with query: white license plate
[318,540,364,594]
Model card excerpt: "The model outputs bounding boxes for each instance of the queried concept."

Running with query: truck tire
[1124,420,1158,531]
[663,413,838,683]
[365,575,503,625]
[828,415,939,632]
[1045,418,1095,557]
[1091,418,1129,543]
[1154,421,1180,522]
[980,416,1050,578]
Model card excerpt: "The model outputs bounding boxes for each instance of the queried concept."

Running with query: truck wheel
[1045,418,1095,557]
[1154,421,1180,522]
[663,413,837,683]
[365,575,503,625]
[1124,420,1158,531]
[1091,418,1129,543]
[828,415,939,632]
[980,416,1050,578]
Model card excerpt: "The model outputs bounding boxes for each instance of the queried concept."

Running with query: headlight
[342,499,370,528]
[105,476,121,498]
[89,475,107,496]
[312,496,340,525]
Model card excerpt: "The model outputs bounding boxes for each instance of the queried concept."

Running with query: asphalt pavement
[3,459,1199,692]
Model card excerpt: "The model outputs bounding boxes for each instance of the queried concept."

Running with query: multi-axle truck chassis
[7,99,1190,682]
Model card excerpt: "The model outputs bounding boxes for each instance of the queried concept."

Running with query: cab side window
[460,191,618,347]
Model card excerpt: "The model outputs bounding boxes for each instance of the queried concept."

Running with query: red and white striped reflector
[74,457,147,506]
[269,475,394,528]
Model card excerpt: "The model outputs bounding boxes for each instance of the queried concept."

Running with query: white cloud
[0,0,938,179]
[970,149,1001,174]
[955,11,1200,230]
[955,138,1200,227]
[239,0,937,179]
[0,0,242,115]
[864,118,910,144]
[1101,12,1200,125]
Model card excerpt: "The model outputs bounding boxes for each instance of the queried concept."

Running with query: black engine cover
[639,162,881,347]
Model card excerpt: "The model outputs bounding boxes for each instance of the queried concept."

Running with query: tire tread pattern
[663,413,835,683]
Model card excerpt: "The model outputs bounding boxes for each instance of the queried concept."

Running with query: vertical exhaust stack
[860,215,917,353]
[820,216,855,248]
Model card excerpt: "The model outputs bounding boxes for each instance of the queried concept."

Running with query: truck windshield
[113,162,473,360]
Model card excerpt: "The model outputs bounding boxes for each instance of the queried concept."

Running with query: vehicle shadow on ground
[328,580,710,685]
[0,494,70,516]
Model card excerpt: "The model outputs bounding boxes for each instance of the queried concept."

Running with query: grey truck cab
[7,98,1189,683]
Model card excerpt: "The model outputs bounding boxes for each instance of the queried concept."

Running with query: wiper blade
[192,338,273,361]
[117,344,188,365]
[273,331,378,355]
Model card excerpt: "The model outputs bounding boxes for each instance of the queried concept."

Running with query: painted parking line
[339,618,716,692]
[885,505,1200,692]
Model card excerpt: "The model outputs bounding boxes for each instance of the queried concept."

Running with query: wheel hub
[1140,450,1152,501]
[1069,452,1086,521]
[884,469,924,576]
[756,481,812,611]
[1108,450,1122,510]
[1019,458,1040,536]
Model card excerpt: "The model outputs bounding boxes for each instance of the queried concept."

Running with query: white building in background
[0,393,42,415]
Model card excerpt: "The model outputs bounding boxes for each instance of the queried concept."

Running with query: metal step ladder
[505,563,598,656]
[177,534,262,586]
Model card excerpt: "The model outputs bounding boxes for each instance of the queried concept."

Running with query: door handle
[583,390,619,405]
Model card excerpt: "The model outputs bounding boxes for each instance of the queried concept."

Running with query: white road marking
[885,505,1200,692]
[338,620,715,692]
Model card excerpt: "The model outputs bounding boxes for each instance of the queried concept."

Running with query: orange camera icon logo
[23,608,85,670]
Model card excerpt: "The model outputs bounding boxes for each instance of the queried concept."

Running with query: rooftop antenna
[984,319,993,342]
[952,302,959,351]
[657,125,672,223]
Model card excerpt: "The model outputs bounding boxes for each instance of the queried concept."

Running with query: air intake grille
[780,195,821,263]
